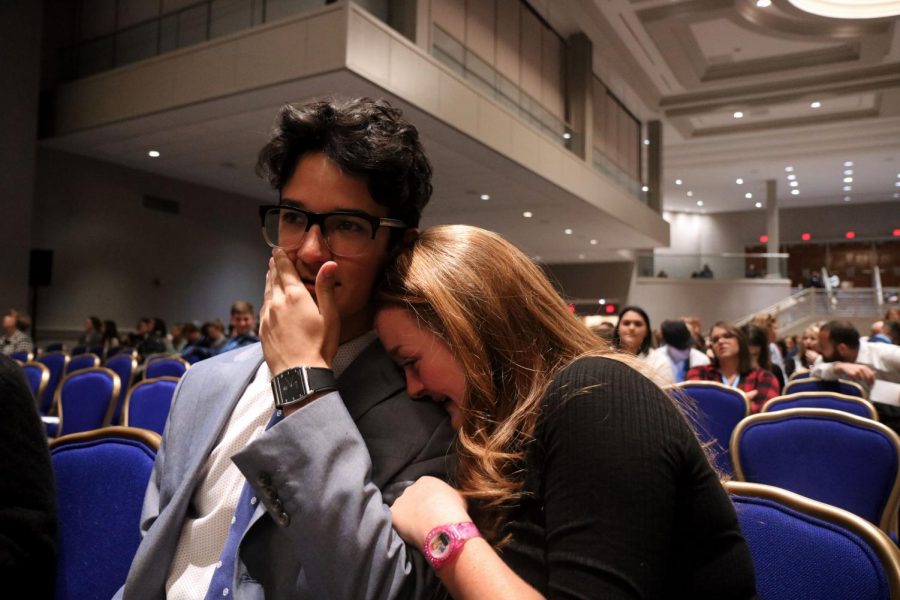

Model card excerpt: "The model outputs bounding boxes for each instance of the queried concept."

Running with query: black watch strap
[271,366,337,410]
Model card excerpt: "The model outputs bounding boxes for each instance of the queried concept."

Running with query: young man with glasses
[117,98,454,600]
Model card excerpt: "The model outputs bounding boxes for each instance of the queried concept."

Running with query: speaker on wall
[29,249,53,287]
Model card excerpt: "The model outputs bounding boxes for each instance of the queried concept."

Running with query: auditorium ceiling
[537,0,900,214]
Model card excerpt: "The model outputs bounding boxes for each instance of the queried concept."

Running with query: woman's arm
[390,476,543,600]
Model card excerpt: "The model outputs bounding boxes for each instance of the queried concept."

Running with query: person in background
[868,321,893,344]
[812,320,900,391]
[683,315,707,352]
[687,322,780,413]
[744,325,785,390]
[750,313,784,373]
[1,309,34,357]
[589,321,615,342]
[0,354,57,596]
[612,305,669,383]
[376,225,756,599]
[883,320,900,345]
[793,323,823,373]
[134,317,167,360]
[216,301,259,355]
[101,320,121,354]
[77,316,103,349]
[169,323,188,353]
[652,319,711,383]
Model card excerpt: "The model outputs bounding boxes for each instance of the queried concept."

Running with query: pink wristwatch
[423,522,481,570]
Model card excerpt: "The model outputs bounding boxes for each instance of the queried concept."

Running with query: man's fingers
[273,248,301,289]
[315,261,341,361]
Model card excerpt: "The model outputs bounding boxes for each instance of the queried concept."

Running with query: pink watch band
[423,521,481,570]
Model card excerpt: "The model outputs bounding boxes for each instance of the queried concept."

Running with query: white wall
[31,148,268,337]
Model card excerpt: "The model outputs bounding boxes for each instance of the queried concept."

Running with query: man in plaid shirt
[1,309,34,356]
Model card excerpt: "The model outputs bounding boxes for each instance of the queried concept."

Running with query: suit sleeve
[232,392,452,600]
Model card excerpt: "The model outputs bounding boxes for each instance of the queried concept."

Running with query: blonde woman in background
[376,225,756,599]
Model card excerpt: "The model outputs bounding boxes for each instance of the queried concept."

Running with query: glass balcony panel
[210,0,254,39]
[115,21,159,67]
[264,0,325,23]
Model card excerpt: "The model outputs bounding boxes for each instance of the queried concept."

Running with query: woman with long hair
[686,322,780,413]
[795,323,823,372]
[612,305,670,383]
[375,225,755,599]
[744,324,785,389]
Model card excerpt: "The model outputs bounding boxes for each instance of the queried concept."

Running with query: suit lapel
[337,339,406,421]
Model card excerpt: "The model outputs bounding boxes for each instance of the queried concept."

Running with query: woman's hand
[391,476,471,547]
[259,248,340,376]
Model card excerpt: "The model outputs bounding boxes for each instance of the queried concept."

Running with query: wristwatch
[271,366,337,410]
[423,522,481,570]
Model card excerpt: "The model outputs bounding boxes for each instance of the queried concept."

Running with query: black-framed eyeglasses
[258,204,407,257]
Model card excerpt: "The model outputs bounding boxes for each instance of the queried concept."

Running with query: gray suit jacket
[118,341,454,599]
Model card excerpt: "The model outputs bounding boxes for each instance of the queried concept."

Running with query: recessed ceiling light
[578,254,586,260]
[598,298,606,305]
[787,174,796,181]
[843,185,852,191]
[562,132,572,140]
[791,189,800,195]
[733,111,744,119]
[844,196,851,202]
[790,181,798,187]
[736,178,744,185]
[687,190,694,197]
[785,166,794,172]
[755,202,762,208]
[590,239,598,245]
[844,169,853,176]
[642,185,649,192]
[480,194,490,201]
[843,177,853,183]
[696,200,704,207]
[643,139,650,146]
[895,182,900,187]
[745,192,753,199]
[675,179,683,185]
[844,161,854,167]
[756,0,771,6]
[148,150,160,158]
[810,101,821,108]
[564,228,573,235]
[523,211,533,218]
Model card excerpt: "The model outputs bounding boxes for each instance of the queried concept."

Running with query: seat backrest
[22,360,50,409]
[145,355,190,379]
[10,350,33,362]
[784,377,867,398]
[763,392,878,420]
[50,427,160,600]
[673,381,749,475]
[726,481,900,600]
[65,352,101,375]
[732,408,900,533]
[105,354,138,424]
[55,367,121,437]
[123,376,179,435]
[36,351,70,414]
[44,342,65,352]
[788,369,813,381]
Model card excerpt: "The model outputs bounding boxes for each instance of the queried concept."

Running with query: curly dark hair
[256,97,433,228]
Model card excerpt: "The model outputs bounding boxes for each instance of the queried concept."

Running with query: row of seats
[50,424,900,600]
[20,352,187,424]
[676,379,900,539]
[21,360,181,437]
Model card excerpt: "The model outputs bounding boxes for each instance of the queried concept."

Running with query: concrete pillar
[0,1,42,315]
[566,33,593,162]
[765,179,780,278]
[647,120,662,213]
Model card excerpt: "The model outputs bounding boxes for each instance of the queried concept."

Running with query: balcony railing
[636,252,789,280]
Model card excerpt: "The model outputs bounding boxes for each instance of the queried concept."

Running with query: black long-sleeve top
[0,354,57,598]
[499,356,757,599]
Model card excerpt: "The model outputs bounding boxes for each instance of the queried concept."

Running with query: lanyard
[721,373,741,388]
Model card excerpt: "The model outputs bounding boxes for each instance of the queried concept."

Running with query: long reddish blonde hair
[377,225,628,541]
